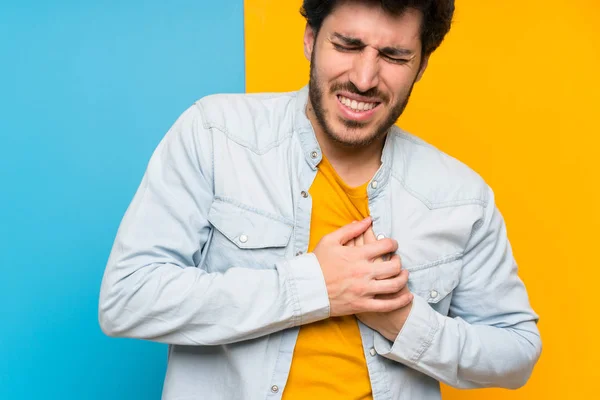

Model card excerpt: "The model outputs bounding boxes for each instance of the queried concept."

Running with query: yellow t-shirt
[283,155,373,400]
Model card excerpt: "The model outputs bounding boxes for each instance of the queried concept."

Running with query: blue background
[0,1,245,398]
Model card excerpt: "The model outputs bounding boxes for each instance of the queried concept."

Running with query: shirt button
[301,190,308,198]
[371,180,378,189]
[369,348,377,356]
[271,385,279,393]
[376,234,385,240]
[239,234,248,243]
[430,290,438,299]
[310,151,318,159]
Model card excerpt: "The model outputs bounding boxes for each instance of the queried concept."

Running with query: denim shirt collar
[292,84,393,194]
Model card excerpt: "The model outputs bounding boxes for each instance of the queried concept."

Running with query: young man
[99,1,542,399]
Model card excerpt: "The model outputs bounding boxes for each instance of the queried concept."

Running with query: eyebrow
[331,32,415,57]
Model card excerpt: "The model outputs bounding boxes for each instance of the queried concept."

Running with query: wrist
[387,302,413,341]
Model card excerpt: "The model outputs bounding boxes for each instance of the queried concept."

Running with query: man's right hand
[312,217,406,317]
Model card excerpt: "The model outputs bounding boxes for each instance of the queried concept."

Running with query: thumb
[331,216,372,244]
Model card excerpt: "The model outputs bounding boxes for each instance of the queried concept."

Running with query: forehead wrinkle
[323,4,423,54]
[329,31,416,58]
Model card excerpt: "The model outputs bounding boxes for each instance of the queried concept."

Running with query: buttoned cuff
[283,252,330,326]
[374,295,440,365]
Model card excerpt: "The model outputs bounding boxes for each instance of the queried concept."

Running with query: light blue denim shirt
[99,86,541,400]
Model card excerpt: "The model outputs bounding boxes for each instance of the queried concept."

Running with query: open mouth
[337,95,381,112]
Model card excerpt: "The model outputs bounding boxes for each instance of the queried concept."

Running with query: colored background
[0,0,244,398]
[1,0,598,399]
[246,0,599,399]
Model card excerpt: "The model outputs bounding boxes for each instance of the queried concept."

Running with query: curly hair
[300,0,455,56]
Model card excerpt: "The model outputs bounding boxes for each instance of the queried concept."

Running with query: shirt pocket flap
[407,259,462,304]
[207,198,293,249]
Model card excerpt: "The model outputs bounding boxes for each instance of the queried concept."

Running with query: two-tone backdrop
[1,0,598,399]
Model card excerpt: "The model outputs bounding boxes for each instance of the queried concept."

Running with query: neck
[306,102,385,187]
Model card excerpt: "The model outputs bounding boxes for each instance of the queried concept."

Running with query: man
[99,1,542,399]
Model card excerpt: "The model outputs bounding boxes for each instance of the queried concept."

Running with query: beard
[308,51,416,149]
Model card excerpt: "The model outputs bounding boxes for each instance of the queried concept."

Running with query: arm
[373,188,542,389]
[98,104,330,346]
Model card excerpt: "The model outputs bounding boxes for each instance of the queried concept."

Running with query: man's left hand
[347,226,414,342]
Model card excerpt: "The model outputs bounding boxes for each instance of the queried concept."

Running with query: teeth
[338,95,377,112]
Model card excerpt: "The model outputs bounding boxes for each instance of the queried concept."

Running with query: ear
[415,54,430,82]
[303,23,316,61]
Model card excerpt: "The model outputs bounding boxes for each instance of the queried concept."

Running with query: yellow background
[245,0,600,398]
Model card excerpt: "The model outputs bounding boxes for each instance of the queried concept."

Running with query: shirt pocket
[202,197,294,273]
[406,258,462,316]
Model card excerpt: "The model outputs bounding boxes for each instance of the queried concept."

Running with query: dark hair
[300,0,455,56]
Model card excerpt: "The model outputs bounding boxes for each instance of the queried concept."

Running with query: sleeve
[374,186,542,389]
[98,103,330,345]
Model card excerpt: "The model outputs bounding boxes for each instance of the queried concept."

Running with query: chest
[202,174,480,318]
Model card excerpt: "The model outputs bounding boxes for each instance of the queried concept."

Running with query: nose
[348,48,380,93]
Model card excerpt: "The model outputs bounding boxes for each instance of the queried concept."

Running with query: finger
[368,291,414,313]
[364,227,377,244]
[360,238,398,260]
[371,255,403,280]
[355,232,365,247]
[368,229,392,261]
[330,216,372,244]
[373,283,410,300]
[344,221,359,246]
[372,230,391,263]
[370,269,409,294]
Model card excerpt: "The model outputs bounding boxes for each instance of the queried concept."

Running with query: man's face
[304,2,429,148]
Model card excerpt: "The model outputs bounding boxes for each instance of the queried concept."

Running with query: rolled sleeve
[373,295,440,364]
[372,185,541,389]
[283,252,331,326]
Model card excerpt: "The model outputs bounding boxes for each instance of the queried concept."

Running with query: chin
[328,127,381,148]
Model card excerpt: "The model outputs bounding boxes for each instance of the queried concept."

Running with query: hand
[313,217,408,317]
[350,226,414,342]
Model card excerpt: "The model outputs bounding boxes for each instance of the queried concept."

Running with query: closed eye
[382,54,410,64]
[332,43,363,52]
[333,43,410,64]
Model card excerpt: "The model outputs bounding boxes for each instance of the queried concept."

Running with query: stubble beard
[308,50,416,149]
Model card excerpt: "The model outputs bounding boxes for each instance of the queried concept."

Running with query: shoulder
[192,91,300,154]
[388,127,490,209]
